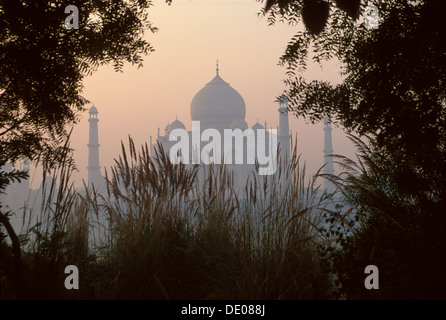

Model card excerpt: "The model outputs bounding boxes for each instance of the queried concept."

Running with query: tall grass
[91,137,330,299]
[316,134,446,299]
[8,137,93,299]
[1,136,334,299]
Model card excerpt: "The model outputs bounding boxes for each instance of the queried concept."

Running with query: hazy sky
[31,0,355,188]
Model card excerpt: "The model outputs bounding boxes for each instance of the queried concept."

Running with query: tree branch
[0,212,23,299]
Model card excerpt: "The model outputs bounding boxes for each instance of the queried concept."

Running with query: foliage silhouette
[319,135,446,299]
[265,0,446,298]
[262,0,361,34]
[0,0,171,297]
[1,0,170,164]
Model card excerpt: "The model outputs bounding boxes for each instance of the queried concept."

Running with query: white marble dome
[190,73,246,131]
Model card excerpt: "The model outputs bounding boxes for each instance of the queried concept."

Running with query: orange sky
[31,0,355,188]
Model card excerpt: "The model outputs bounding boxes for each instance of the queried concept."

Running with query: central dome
[190,73,246,131]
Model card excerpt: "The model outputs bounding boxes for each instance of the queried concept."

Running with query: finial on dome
[216,59,219,75]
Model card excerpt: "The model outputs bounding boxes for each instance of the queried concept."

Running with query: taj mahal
[148,62,292,190]
[1,63,336,231]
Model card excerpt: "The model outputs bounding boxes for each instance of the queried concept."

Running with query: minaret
[87,105,101,188]
[278,94,291,166]
[323,116,335,192]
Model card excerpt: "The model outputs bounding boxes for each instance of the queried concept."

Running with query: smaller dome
[169,119,186,131]
[230,117,248,130]
[165,119,186,135]
[251,122,265,130]
[89,105,98,114]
